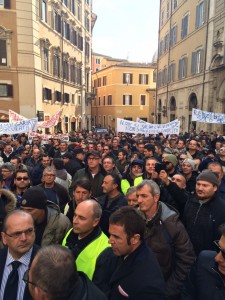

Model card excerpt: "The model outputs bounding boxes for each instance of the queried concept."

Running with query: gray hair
[126,186,137,198]
[136,179,160,196]
[1,162,16,172]
[43,166,56,175]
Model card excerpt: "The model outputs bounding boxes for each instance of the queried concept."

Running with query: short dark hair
[15,169,29,178]
[118,149,128,157]
[52,158,64,170]
[72,178,91,192]
[105,173,121,190]
[31,245,79,300]
[109,206,145,244]
[144,143,155,153]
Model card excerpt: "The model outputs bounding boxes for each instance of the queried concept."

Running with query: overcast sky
[92,0,160,63]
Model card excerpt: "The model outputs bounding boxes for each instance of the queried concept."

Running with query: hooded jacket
[0,188,17,232]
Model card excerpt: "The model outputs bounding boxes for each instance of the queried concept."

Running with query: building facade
[92,59,156,130]
[157,0,225,134]
[0,0,95,132]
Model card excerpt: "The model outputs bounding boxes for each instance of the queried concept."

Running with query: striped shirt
[0,247,33,300]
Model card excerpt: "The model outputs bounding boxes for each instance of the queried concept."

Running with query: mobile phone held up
[155,163,167,174]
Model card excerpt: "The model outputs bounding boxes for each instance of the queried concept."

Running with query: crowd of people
[0,129,225,299]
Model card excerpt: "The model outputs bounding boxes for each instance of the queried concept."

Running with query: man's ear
[153,194,160,203]
[33,286,49,300]
[130,234,141,245]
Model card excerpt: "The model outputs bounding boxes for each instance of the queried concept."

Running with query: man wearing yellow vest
[62,200,111,280]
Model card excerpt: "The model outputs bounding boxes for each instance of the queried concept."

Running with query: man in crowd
[12,169,30,208]
[207,161,225,199]
[182,224,225,299]
[31,154,51,186]
[163,154,178,177]
[20,186,71,246]
[38,166,70,213]
[1,162,15,191]
[62,200,110,280]
[98,174,127,235]
[106,206,165,299]
[70,151,106,198]
[27,245,107,300]
[183,169,225,255]
[115,149,129,174]
[136,179,195,300]
[126,186,138,207]
[1,144,14,163]
[143,143,155,159]
[0,210,39,300]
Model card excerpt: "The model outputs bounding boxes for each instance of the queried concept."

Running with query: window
[41,0,47,22]
[103,96,105,106]
[71,94,75,104]
[164,33,169,52]
[43,47,49,72]
[96,58,100,64]
[71,0,75,15]
[55,91,62,102]
[108,95,112,105]
[53,48,61,77]
[78,1,81,21]
[78,34,83,50]
[70,60,76,83]
[157,71,162,88]
[63,21,70,40]
[0,84,13,97]
[191,49,203,74]
[77,63,82,85]
[196,1,205,29]
[140,95,146,105]
[139,74,149,84]
[64,93,70,104]
[43,87,52,101]
[178,57,187,79]
[0,40,7,66]
[54,11,61,33]
[161,10,164,26]
[0,0,10,8]
[63,55,69,81]
[123,73,133,84]
[153,70,157,82]
[97,78,101,87]
[41,39,50,72]
[123,95,132,105]
[63,0,68,7]
[103,76,107,86]
[159,39,163,56]
[173,0,178,10]
[85,40,90,57]
[168,63,175,82]
[162,68,167,86]
[166,1,170,19]
[170,25,177,46]
[71,29,77,46]
[85,11,90,32]
[181,14,188,39]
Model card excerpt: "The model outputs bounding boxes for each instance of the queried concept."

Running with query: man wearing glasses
[70,151,106,198]
[0,210,39,300]
[12,170,31,208]
[182,224,225,299]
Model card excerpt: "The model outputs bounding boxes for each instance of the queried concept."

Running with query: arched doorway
[169,96,176,121]
[189,93,197,130]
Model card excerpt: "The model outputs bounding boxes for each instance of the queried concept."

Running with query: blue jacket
[182,250,225,300]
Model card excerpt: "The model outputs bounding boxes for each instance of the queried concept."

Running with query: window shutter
[195,5,199,28]
[123,74,126,84]
[123,95,125,105]
[7,84,13,97]
[4,0,10,9]
[191,52,196,74]
[184,57,187,78]
[130,74,133,84]
[139,74,141,84]
[199,49,204,72]
[178,59,181,80]
[130,95,132,105]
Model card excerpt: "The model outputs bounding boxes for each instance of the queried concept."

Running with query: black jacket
[108,242,165,300]
[182,250,225,300]
[0,245,40,300]
[183,193,225,255]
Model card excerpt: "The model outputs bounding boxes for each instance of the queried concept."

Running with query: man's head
[1,162,15,179]
[136,180,160,219]
[143,143,155,158]
[196,170,219,202]
[42,167,56,186]
[10,156,22,171]
[86,151,101,170]
[131,159,144,177]
[20,187,48,224]
[102,156,115,172]
[102,174,120,195]
[145,157,158,174]
[4,144,13,154]
[182,158,195,175]
[177,138,185,150]
[108,206,145,256]
[1,210,35,259]
[59,141,68,153]
[171,174,186,189]
[32,149,40,160]
[72,178,92,205]
[126,186,138,207]
[118,149,128,162]
[73,200,102,239]
[163,154,178,173]
[188,139,198,151]
[208,162,224,182]
[73,148,85,161]
[41,155,51,168]
[214,224,225,276]
[14,170,30,190]
[28,245,79,300]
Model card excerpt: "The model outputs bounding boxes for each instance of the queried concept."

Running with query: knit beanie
[183,158,195,170]
[196,170,219,186]
[21,187,47,209]
[164,154,178,167]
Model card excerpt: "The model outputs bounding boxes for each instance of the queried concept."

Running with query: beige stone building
[92,57,156,130]
[0,0,95,132]
[157,0,225,133]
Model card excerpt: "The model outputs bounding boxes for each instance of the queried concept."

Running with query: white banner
[9,109,62,128]
[0,118,38,134]
[192,108,225,124]
[117,118,180,135]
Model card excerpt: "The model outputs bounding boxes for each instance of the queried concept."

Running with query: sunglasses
[214,240,225,259]
[179,158,185,161]
[16,177,29,181]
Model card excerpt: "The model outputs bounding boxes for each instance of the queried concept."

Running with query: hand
[159,170,170,186]
[151,170,159,180]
